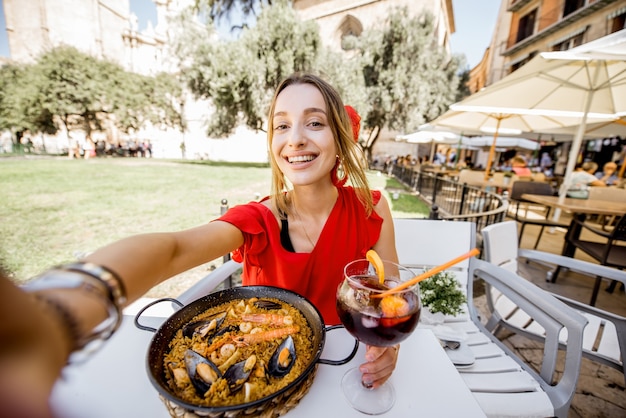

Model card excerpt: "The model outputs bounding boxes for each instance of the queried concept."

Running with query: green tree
[354,9,462,160]
[455,66,472,102]
[0,46,185,155]
[181,0,321,137]
[194,0,270,28]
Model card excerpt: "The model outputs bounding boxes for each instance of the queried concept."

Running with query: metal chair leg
[590,276,602,306]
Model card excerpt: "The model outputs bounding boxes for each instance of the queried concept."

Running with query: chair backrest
[611,214,626,242]
[588,186,626,202]
[532,172,547,183]
[510,180,555,201]
[393,218,475,289]
[457,169,487,186]
[481,220,520,273]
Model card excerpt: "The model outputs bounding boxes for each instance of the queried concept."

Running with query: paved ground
[488,216,626,418]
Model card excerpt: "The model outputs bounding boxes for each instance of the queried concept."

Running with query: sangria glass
[336,259,421,415]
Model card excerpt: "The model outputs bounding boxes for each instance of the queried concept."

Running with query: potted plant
[419,271,466,324]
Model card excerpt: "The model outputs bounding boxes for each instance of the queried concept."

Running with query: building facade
[292,0,455,54]
[2,0,190,75]
[469,0,626,92]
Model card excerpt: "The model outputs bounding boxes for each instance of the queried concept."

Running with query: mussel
[253,299,283,310]
[182,312,226,339]
[184,349,223,395]
[223,355,257,393]
[267,335,296,377]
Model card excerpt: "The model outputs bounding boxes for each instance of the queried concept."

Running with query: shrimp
[241,313,293,326]
[232,325,300,346]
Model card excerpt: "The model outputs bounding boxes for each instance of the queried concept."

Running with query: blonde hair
[267,73,372,217]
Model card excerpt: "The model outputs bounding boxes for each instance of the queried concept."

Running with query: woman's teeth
[288,155,315,163]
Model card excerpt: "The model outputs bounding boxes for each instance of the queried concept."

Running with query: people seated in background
[595,161,619,186]
[567,161,607,198]
[511,156,532,177]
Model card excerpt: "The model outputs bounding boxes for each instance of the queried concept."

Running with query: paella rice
[163,297,314,407]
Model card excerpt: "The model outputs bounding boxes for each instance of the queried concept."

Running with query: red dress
[217,186,383,324]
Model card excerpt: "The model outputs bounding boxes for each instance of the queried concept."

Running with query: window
[516,9,537,43]
[338,15,363,51]
[563,0,585,18]
[551,32,585,51]
[610,11,626,33]
[510,51,537,73]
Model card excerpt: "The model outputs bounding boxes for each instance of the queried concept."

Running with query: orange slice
[380,295,411,327]
[366,249,385,285]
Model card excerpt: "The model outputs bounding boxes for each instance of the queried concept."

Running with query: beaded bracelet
[23,262,127,364]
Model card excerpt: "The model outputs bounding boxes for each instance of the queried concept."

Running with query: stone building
[2,0,189,75]
[292,0,454,54]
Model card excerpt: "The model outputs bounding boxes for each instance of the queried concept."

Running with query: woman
[2,73,399,416]
[510,156,532,177]
[567,161,606,198]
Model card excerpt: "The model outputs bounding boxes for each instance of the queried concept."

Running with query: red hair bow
[345,105,360,143]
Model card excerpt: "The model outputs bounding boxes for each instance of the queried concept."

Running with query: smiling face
[270,83,338,188]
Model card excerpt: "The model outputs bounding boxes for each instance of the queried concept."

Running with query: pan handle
[134,297,183,332]
[316,325,359,366]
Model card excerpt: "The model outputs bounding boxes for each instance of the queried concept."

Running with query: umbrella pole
[484,117,502,181]
[552,69,596,222]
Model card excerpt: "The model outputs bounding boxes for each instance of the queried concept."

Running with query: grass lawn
[0,157,428,296]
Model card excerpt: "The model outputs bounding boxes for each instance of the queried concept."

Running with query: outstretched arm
[0,220,243,417]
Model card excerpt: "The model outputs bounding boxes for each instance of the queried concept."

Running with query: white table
[51,303,485,417]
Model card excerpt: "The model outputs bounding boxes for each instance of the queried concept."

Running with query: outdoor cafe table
[520,194,626,258]
[50,301,486,418]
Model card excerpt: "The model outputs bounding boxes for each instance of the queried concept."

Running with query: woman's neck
[289,183,339,220]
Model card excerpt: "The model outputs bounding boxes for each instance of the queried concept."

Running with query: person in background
[595,161,619,186]
[0,73,400,417]
[511,156,532,177]
[539,152,553,176]
[567,161,607,198]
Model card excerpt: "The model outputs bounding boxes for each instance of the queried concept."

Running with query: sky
[0,0,501,69]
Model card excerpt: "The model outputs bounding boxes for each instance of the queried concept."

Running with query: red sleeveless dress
[217,186,383,324]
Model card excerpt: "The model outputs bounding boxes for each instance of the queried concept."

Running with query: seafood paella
[163,297,314,406]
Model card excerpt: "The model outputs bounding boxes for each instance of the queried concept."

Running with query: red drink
[336,275,420,347]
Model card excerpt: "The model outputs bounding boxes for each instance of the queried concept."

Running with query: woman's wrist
[22,263,127,364]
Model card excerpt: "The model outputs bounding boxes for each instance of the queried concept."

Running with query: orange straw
[373,248,480,298]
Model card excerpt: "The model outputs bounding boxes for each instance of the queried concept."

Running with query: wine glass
[336,258,421,415]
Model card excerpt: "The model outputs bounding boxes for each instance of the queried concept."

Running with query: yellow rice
[163,297,314,407]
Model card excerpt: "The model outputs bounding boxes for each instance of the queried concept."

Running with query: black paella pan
[134,286,359,416]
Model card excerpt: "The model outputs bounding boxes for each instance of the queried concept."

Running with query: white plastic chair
[481,220,626,384]
[394,218,587,418]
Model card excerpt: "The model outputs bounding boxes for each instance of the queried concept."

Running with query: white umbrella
[432,29,626,189]
[462,136,540,151]
[396,130,460,144]
[396,129,462,164]
[430,108,598,178]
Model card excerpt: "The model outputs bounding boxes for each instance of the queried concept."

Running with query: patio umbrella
[432,28,626,189]
[461,136,540,151]
[430,108,597,179]
[396,130,462,163]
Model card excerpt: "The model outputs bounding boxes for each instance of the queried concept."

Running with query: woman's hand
[359,344,400,389]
